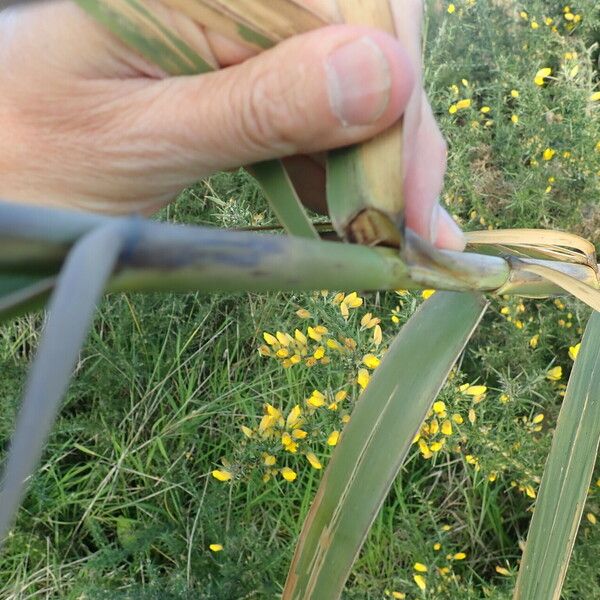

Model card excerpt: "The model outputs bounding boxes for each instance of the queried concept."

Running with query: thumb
[130,25,414,174]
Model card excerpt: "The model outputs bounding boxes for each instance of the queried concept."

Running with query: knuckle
[236,62,308,155]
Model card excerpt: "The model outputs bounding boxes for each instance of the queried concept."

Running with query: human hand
[0,0,464,249]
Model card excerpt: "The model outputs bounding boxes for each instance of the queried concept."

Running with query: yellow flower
[433,401,446,414]
[357,368,370,390]
[542,148,555,161]
[286,405,302,429]
[292,429,308,439]
[340,301,349,319]
[294,329,307,345]
[263,332,278,345]
[296,308,311,319]
[327,431,340,446]
[332,292,345,305]
[480,106,491,113]
[276,331,291,346]
[325,339,342,353]
[499,394,509,404]
[532,413,544,424]
[280,467,297,481]
[413,562,428,573]
[495,566,510,576]
[209,543,223,552]
[306,452,322,470]
[456,98,472,110]
[263,453,276,466]
[307,326,322,342]
[281,432,298,453]
[422,289,436,299]
[547,366,562,381]
[529,334,539,348]
[313,346,325,360]
[413,574,426,591]
[511,114,519,124]
[534,67,552,86]
[360,312,380,329]
[591,92,600,102]
[362,354,380,369]
[429,418,439,435]
[212,469,232,482]
[418,439,432,459]
[569,343,581,361]
[334,390,347,403]
[453,552,467,560]
[519,10,528,19]
[391,593,406,599]
[463,384,487,396]
[447,3,455,14]
[241,425,254,438]
[441,420,453,436]
[433,542,441,551]
[343,292,363,309]
[430,441,444,452]
[530,21,539,29]
[511,89,519,98]
[452,413,464,424]
[307,390,326,408]
[373,324,383,347]
[586,512,597,525]
[449,104,458,114]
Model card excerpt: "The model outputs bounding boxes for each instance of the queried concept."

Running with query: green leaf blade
[0,274,55,323]
[0,223,128,544]
[514,311,600,600]
[284,291,488,599]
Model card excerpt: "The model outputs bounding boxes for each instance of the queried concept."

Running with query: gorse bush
[1,1,600,599]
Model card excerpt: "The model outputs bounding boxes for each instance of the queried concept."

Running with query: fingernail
[437,205,467,251]
[326,36,392,126]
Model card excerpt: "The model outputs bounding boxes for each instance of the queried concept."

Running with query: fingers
[403,94,465,250]
[391,0,465,250]
[126,25,414,174]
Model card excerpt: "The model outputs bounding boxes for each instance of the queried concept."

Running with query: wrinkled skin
[0,0,464,249]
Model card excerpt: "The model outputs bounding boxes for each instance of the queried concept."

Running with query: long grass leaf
[0,274,55,323]
[513,310,600,600]
[0,222,129,544]
[248,161,318,238]
[283,291,488,599]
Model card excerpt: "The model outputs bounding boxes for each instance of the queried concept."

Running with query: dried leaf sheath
[76,0,215,73]
[327,0,406,247]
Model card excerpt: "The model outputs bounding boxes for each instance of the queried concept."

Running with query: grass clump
[2,0,600,598]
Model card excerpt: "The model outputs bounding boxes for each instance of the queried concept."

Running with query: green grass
[1,1,600,598]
